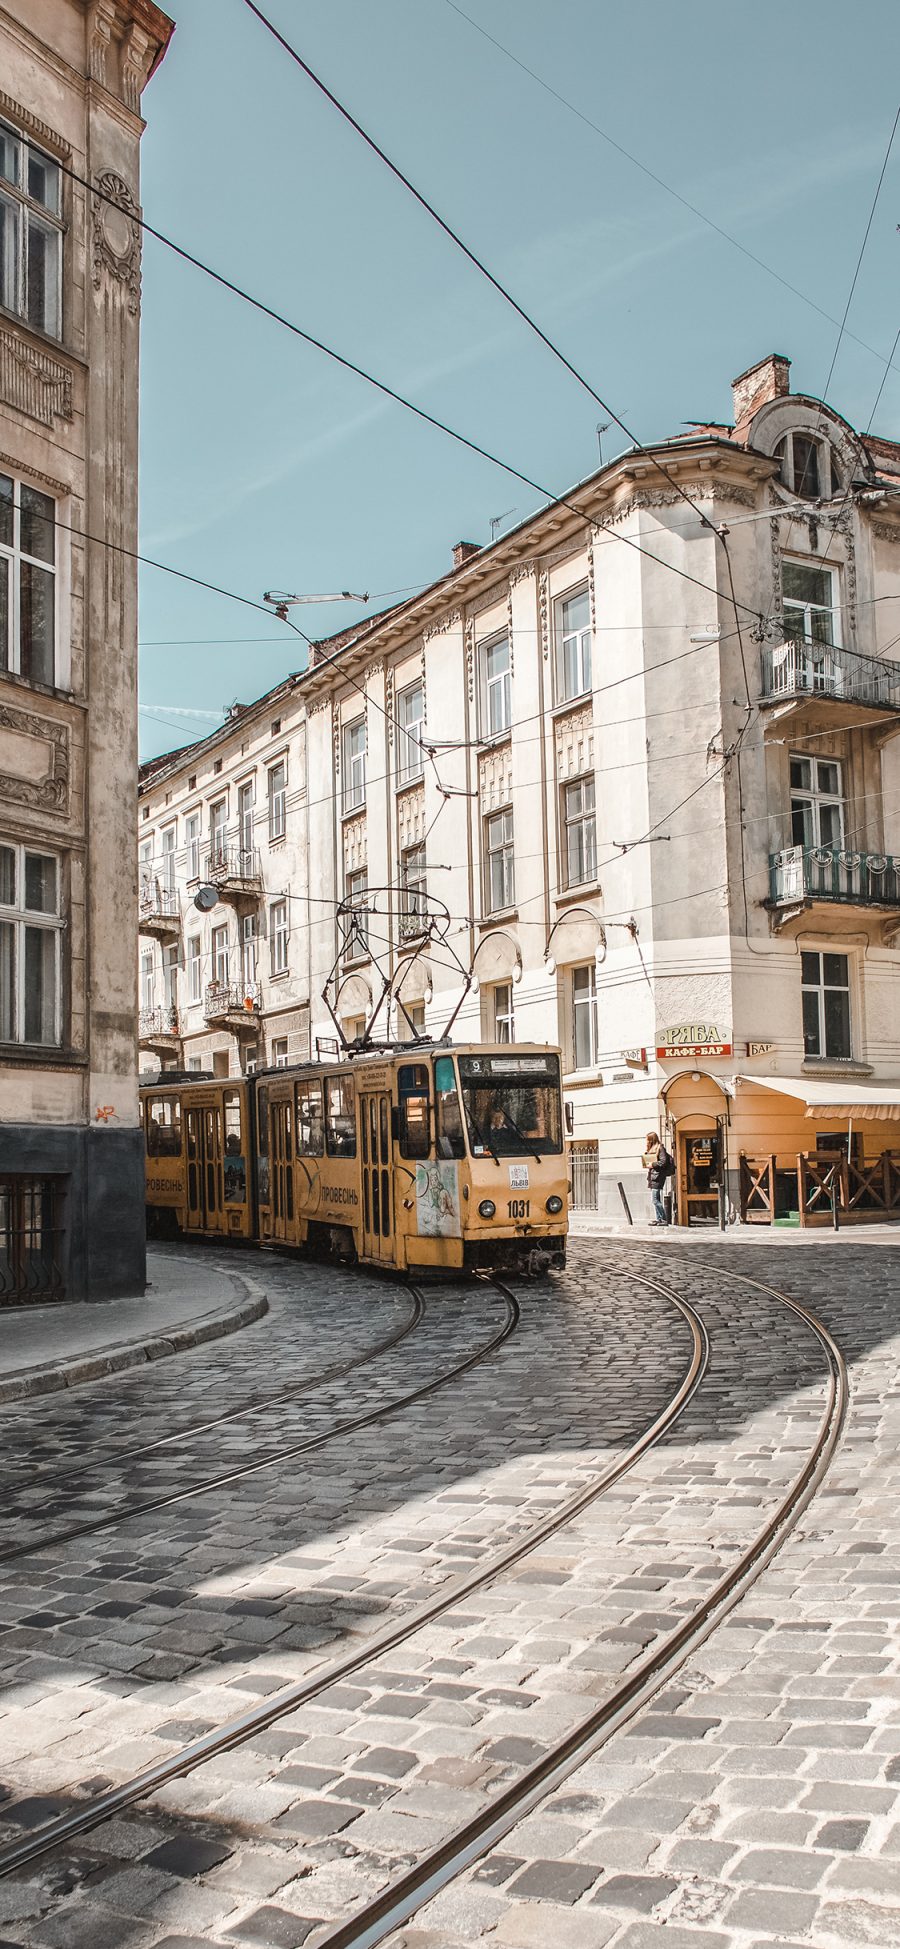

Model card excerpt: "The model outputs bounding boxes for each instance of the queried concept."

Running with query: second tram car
[142,1044,567,1275]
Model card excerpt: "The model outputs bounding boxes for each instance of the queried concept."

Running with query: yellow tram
[141,1044,568,1275]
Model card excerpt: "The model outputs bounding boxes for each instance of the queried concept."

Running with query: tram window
[398,1062,430,1159]
[256,1084,270,1204]
[325,1075,357,1157]
[145,1095,181,1157]
[223,1090,242,1155]
[296,1079,324,1155]
[434,1055,465,1159]
[223,1088,246,1203]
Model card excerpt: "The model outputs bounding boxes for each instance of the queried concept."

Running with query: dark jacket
[648,1145,675,1189]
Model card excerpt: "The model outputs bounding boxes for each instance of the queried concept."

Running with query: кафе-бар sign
[656,1024,733,1058]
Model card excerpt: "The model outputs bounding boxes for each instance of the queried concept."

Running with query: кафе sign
[656,1023,733,1058]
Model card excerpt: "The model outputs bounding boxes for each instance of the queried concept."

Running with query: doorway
[678,1125,722,1226]
[359,1089,393,1262]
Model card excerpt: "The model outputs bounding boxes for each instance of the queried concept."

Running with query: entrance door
[185,1104,223,1233]
[359,1090,393,1262]
[679,1126,722,1226]
[270,1096,294,1242]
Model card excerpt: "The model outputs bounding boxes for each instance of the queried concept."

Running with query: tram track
[0,1266,706,1879]
[311,1256,850,1949]
[0,1278,515,1570]
[13,1272,418,1493]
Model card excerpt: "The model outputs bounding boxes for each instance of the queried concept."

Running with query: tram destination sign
[656,1023,732,1058]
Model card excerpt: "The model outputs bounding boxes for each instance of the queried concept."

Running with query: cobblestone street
[0,1236,897,1949]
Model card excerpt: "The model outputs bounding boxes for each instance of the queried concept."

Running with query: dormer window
[774,432,841,499]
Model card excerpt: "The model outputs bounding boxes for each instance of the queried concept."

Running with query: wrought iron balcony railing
[769,844,900,908]
[204,846,261,886]
[760,638,900,711]
[204,980,261,1023]
[139,1005,180,1040]
[138,881,180,927]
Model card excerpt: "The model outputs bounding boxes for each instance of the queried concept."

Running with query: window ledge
[342,803,367,821]
[342,953,371,971]
[552,694,592,720]
[562,1068,603,1089]
[802,1059,873,1078]
[477,908,518,930]
[269,968,290,984]
[555,883,602,909]
[0,1044,86,1069]
[0,666,81,709]
[267,833,286,847]
[0,302,85,369]
[476,732,512,755]
[396,772,425,795]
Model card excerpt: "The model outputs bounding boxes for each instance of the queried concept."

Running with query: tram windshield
[457,1054,563,1158]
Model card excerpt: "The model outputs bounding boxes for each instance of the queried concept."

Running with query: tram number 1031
[508,1198,530,1219]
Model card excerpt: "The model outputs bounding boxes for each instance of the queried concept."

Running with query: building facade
[138,682,310,1080]
[0,0,173,1302]
[140,351,900,1226]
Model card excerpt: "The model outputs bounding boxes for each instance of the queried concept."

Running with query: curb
[0,1281,269,1404]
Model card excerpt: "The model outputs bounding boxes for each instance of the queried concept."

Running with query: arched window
[773,433,841,499]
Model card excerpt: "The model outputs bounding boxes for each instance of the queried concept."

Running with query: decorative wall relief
[0,705,70,814]
[91,172,141,314]
[343,816,367,873]
[0,329,73,428]
[539,569,550,662]
[397,783,425,850]
[478,740,513,813]
[555,706,593,782]
[465,617,475,705]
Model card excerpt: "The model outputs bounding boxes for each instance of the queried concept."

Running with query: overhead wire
[439,0,900,386]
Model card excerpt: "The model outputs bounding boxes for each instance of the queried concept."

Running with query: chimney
[731,353,791,429]
[452,540,480,570]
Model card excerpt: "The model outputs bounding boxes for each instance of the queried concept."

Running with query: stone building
[139,350,900,1227]
[137,681,310,1079]
[1,0,173,1301]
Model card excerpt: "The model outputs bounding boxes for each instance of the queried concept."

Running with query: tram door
[359,1089,393,1263]
[185,1103,224,1233]
[270,1097,295,1242]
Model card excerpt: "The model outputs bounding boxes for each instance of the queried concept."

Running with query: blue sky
[137,0,900,759]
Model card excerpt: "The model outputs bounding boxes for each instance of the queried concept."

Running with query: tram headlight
[478,1199,496,1220]
[545,1195,563,1214]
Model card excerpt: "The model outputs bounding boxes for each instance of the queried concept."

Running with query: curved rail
[0,1268,703,1877]
[0,1281,515,1570]
[13,1280,419,1490]
[310,1266,848,1949]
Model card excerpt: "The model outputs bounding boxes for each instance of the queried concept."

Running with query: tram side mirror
[565,1100,575,1137]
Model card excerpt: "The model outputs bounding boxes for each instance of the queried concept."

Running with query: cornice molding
[0,85,71,156]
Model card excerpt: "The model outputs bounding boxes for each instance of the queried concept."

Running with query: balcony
[139,1005,181,1049]
[759,639,900,715]
[204,979,261,1031]
[138,881,180,940]
[769,845,900,912]
[204,846,262,907]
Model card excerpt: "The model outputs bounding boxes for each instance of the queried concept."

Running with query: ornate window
[0,120,62,338]
[397,682,425,782]
[774,432,841,499]
[484,808,515,914]
[801,951,850,1061]
[478,632,511,740]
[562,775,597,888]
[0,842,63,1046]
[554,587,592,702]
[0,472,57,686]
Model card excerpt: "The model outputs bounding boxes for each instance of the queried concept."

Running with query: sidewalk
[569,1210,900,1243]
[0,1245,268,1403]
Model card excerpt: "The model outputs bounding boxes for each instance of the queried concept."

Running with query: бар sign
[656,1023,732,1058]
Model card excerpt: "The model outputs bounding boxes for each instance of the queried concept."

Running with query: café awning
[738,1075,900,1121]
